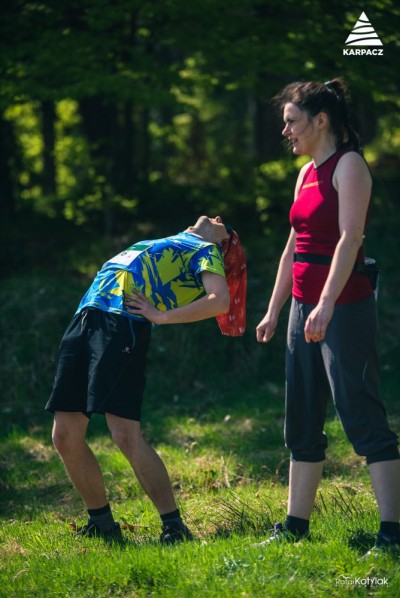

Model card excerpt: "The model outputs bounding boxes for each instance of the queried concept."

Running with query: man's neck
[185,226,206,240]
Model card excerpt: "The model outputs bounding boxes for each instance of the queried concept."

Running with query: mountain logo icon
[345,12,383,46]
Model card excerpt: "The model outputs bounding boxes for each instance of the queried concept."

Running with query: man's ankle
[87,503,116,531]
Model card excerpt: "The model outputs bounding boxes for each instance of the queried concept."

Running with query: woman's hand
[304,300,334,343]
[124,291,161,324]
[256,312,278,343]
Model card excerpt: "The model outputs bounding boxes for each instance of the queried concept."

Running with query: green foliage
[1,0,399,237]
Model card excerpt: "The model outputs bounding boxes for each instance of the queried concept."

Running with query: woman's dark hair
[273,78,360,152]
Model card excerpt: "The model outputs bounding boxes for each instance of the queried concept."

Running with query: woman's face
[282,102,318,155]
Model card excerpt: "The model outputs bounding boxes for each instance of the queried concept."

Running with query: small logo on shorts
[122,346,132,354]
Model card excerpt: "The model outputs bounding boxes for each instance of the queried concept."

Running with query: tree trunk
[139,107,150,180]
[104,100,137,197]
[253,97,282,163]
[41,100,57,196]
[0,114,17,217]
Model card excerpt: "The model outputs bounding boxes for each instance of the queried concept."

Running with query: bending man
[46,215,246,544]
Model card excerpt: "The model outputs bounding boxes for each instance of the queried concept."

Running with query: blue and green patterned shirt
[76,232,225,320]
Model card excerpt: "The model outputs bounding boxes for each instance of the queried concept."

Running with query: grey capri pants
[285,294,399,464]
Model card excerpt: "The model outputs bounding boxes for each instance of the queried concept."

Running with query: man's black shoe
[160,521,193,545]
[76,520,123,543]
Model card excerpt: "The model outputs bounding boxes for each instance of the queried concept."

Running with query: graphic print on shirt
[76,233,225,320]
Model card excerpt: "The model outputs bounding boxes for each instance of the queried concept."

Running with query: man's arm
[124,271,230,325]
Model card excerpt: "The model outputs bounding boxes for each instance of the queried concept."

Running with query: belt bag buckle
[358,257,379,292]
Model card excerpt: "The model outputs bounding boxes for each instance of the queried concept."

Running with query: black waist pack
[353,257,379,291]
[293,253,380,291]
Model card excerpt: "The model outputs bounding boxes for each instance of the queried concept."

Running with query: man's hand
[124,272,229,326]
[124,290,161,324]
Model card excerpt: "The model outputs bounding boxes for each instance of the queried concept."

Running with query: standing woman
[256,78,400,553]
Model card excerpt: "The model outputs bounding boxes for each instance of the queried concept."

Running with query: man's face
[196,215,232,245]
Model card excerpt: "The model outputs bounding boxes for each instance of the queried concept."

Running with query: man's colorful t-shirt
[76,232,226,320]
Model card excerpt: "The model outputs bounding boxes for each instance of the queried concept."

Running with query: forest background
[0,1,400,596]
[1,0,399,419]
[1,0,399,261]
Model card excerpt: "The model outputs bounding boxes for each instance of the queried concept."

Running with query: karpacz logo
[343,12,384,56]
[343,48,383,56]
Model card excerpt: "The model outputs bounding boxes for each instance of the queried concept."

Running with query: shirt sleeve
[191,244,226,279]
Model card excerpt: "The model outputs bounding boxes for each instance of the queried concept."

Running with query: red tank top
[289,149,373,304]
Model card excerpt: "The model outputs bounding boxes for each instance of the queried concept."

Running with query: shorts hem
[290,452,326,463]
[365,445,400,464]
[89,409,141,422]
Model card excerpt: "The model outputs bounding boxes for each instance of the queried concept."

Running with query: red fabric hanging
[216,231,247,336]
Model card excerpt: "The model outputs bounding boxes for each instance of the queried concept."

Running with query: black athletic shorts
[45,308,152,420]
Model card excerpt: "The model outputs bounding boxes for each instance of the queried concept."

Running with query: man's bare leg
[105,413,177,515]
[52,411,108,509]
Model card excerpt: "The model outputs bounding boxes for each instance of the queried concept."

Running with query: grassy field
[1,398,399,597]
[1,223,400,596]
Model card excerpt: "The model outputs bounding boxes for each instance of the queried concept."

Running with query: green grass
[1,243,400,597]
[1,403,399,596]
[1,476,400,597]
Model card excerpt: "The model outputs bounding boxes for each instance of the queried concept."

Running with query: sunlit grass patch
[1,446,400,597]
[1,268,400,596]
